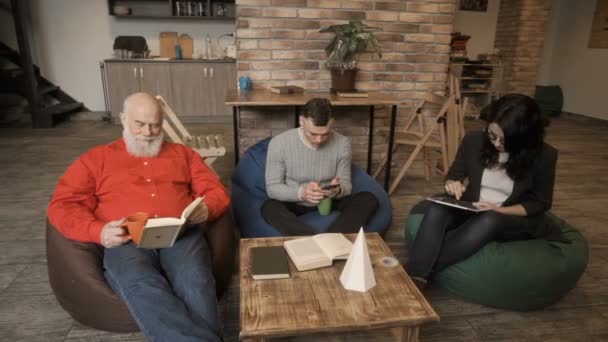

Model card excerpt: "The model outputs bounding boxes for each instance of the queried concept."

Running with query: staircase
[0,1,86,127]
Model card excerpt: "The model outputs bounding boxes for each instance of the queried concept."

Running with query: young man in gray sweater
[261,98,378,236]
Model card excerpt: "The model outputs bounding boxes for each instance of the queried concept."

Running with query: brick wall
[235,0,457,177]
[494,0,551,96]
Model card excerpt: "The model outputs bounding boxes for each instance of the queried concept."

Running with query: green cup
[317,197,332,215]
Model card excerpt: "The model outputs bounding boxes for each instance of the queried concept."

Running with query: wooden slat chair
[448,73,468,145]
[156,95,226,166]
[373,92,454,195]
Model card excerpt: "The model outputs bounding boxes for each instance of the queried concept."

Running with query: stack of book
[270,85,304,94]
[450,32,470,61]
[336,90,368,98]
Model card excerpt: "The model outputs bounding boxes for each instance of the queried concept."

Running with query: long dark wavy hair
[481,94,546,180]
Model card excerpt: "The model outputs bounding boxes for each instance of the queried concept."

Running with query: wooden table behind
[225,89,402,107]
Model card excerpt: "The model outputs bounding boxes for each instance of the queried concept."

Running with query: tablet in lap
[426,196,491,212]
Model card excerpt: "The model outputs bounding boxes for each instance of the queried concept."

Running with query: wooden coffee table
[239,233,439,341]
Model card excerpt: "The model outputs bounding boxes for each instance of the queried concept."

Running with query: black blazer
[446,131,558,217]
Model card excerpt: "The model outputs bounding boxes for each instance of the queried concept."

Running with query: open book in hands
[122,196,205,249]
[283,233,353,271]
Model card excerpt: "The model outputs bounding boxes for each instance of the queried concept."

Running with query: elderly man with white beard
[48,92,231,341]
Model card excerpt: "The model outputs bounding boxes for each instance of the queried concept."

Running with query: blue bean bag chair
[405,203,589,311]
[232,138,392,238]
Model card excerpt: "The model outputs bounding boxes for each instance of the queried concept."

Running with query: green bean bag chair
[405,208,588,311]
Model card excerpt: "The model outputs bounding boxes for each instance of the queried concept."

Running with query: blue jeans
[103,228,222,342]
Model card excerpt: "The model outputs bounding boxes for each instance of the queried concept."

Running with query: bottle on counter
[205,34,212,59]
[175,44,183,60]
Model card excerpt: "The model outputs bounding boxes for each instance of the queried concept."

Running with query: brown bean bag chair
[46,213,236,332]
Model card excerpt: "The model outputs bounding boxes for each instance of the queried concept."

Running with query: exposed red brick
[399,13,433,23]
[375,2,407,11]
[237,19,249,29]
[247,18,321,29]
[271,71,307,79]
[250,61,320,70]
[341,0,372,10]
[386,63,416,72]
[238,40,258,49]
[306,71,331,80]
[237,29,307,39]
[272,51,325,59]
[415,63,447,73]
[373,73,403,81]
[299,9,365,20]
[237,7,261,17]
[270,0,307,6]
[307,0,340,8]
[432,15,453,24]
[403,73,434,82]
[406,3,439,13]
[235,0,456,155]
[261,8,298,17]
[238,0,271,5]
[241,71,271,80]
[405,34,435,43]
[439,3,457,14]
[375,23,420,33]
[237,51,272,59]
[367,11,400,22]
[375,33,405,42]
[358,63,387,71]
[405,54,449,63]
[306,31,336,40]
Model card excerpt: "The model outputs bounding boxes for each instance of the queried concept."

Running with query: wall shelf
[108,0,235,20]
[450,62,504,116]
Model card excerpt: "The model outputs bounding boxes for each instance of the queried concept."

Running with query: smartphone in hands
[321,184,340,190]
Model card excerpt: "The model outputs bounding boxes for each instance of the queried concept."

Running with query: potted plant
[320,20,382,92]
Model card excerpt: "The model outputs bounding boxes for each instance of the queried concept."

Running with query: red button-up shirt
[48,139,230,244]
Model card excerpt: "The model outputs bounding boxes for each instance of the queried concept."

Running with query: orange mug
[120,212,149,244]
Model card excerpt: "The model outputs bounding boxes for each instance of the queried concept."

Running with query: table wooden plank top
[239,233,439,339]
[225,89,402,106]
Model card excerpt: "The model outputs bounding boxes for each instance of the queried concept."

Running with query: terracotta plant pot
[330,68,358,92]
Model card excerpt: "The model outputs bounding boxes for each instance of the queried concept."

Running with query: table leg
[233,106,240,165]
[391,326,419,342]
[384,105,398,191]
[294,106,300,127]
[367,105,374,174]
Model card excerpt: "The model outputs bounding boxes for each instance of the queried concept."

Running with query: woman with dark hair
[406,94,559,289]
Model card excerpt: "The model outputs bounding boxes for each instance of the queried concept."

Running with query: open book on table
[126,196,204,249]
[283,233,353,271]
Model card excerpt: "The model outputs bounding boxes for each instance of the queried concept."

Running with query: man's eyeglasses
[487,130,504,145]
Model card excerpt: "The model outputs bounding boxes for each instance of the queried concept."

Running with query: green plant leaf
[320,20,383,69]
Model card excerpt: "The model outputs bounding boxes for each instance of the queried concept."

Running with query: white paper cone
[340,228,376,292]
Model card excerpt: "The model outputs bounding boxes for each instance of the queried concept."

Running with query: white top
[479,152,513,206]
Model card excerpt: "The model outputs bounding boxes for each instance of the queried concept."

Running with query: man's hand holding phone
[321,183,340,190]
[321,176,341,198]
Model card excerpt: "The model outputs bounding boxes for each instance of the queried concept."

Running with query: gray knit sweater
[265,128,352,205]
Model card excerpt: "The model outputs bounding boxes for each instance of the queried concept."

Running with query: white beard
[123,128,164,157]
